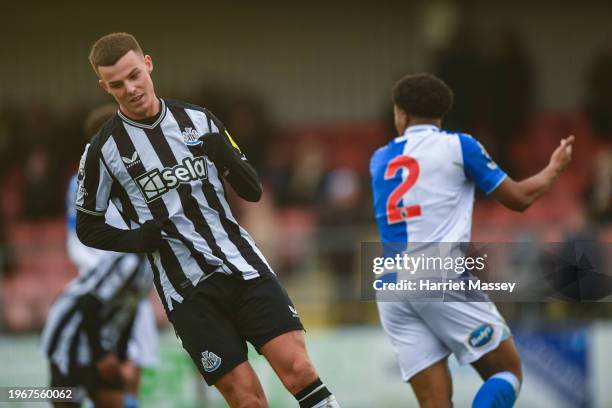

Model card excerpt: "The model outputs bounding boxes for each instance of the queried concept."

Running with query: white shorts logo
[289,305,299,318]
[468,324,494,348]
[201,350,222,373]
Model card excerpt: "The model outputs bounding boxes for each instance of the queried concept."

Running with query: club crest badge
[182,127,202,146]
[201,350,222,373]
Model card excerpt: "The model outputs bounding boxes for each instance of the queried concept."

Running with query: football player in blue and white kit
[370,73,574,407]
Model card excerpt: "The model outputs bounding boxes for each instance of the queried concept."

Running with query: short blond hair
[89,32,143,75]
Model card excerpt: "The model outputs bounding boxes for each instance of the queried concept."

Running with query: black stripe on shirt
[45,304,80,359]
[200,110,271,276]
[112,124,194,297]
[146,253,168,312]
[169,103,270,276]
[46,256,123,358]
[141,123,226,276]
[165,105,245,274]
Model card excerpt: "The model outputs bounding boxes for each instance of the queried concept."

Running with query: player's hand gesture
[549,135,574,174]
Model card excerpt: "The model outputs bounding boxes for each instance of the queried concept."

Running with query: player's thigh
[235,273,304,352]
[415,300,511,366]
[409,357,453,408]
[377,300,451,382]
[471,337,522,381]
[215,361,268,408]
[168,285,248,386]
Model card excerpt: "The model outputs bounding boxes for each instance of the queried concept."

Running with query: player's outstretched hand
[96,353,122,382]
[140,219,164,252]
[549,135,574,174]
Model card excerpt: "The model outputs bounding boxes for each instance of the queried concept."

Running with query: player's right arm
[491,135,574,212]
[74,143,162,253]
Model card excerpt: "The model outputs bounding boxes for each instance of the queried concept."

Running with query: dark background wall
[1,2,610,122]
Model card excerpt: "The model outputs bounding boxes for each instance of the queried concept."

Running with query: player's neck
[408,118,441,128]
[120,95,161,121]
[399,119,441,135]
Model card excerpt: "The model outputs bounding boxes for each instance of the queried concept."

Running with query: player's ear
[144,54,154,74]
[98,79,110,94]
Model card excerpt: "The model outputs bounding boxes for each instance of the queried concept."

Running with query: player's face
[97,50,157,120]
[394,105,408,135]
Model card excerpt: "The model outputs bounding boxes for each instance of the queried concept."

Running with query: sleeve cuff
[485,173,508,195]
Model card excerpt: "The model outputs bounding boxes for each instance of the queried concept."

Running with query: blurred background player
[40,104,158,408]
[370,73,574,407]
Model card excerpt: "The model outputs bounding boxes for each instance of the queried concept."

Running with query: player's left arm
[491,135,574,211]
[201,130,263,202]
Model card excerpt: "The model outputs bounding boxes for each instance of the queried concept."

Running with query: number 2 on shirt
[384,155,421,224]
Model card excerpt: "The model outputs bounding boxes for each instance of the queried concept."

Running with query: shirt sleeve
[92,254,143,301]
[66,174,78,231]
[458,134,507,194]
[204,113,262,202]
[75,143,113,216]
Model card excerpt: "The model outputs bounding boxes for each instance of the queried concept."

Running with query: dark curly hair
[392,73,454,119]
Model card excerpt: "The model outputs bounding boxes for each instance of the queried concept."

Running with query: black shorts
[49,362,123,402]
[168,272,304,385]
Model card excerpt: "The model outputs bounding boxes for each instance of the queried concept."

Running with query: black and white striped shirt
[75,99,272,311]
[40,253,150,374]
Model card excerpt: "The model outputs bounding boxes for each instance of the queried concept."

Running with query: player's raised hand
[549,135,575,173]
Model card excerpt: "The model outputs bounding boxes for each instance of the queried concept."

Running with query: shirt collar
[118,98,166,129]
[403,124,439,136]
[395,124,439,141]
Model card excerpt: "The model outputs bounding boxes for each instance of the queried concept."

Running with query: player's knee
[221,385,267,408]
[418,395,452,408]
[284,356,317,393]
[415,387,452,408]
[235,395,267,408]
[500,350,522,384]
[510,363,522,385]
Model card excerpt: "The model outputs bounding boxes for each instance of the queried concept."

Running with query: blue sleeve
[458,134,507,194]
[66,174,78,231]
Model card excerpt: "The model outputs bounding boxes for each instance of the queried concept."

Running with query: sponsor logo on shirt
[135,156,208,202]
[122,151,141,169]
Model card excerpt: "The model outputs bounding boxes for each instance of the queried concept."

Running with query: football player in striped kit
[75,32,339,408]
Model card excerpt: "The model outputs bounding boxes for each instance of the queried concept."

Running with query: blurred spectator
[481,28,534,173]
[278,137,327,206]
[22,147,59,219]
[432,25,486,134]
[585,149,612,224]
[318,168,367,323]
[193,83,277,172]
[584,49,612,138]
